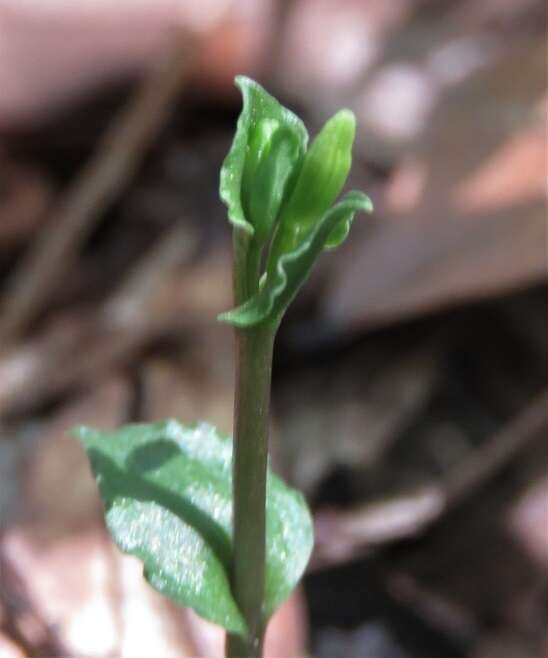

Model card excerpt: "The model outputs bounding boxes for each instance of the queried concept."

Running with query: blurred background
[0,1,546,657]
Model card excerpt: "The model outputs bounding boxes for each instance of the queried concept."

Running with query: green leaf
[220,76,308,241]
[73,420,313,634]
[219,191,373,328]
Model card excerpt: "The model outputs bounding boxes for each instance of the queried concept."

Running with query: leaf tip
[216,309,237,326]
[325,108,356,142]
[362,194,374,214]
[334,107,356,125]
[234,74,255,91]
[217,309,245,328]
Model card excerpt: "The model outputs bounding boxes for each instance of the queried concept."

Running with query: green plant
[74,76,372,658]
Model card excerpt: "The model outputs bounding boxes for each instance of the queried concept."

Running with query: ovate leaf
[219,191,373,328]
[73,420,313,634]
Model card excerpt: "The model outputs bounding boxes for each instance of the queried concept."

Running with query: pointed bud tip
[334,108,356,123]
[329,108,356,130]
[319,109,356,148]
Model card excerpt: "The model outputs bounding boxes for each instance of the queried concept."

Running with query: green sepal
[266,108,357,262]
[220,76,308,241]
[219,191,373,328]
[73,420,313,635]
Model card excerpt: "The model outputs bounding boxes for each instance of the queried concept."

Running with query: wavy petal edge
[218,191,373,328]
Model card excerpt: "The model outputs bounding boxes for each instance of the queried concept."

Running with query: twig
[443,388,548,506]
[0,222,198,418]
[312,486,445,567]
[0,34,193,347]
[312,388,548,568]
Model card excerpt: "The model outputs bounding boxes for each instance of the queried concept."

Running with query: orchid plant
[74,76,372,658]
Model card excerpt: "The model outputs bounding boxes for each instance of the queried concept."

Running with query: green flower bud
[218,78,373,329]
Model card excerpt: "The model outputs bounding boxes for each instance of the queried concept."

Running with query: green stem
[227,230,276,657]
[227,324,275,657]
[233,231,262,302]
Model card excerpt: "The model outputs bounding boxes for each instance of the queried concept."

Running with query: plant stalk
[227,231,276,657]
[227,323,275,657]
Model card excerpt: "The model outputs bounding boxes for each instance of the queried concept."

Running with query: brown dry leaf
[277,0,412,100]
[325,38,547,331]
[327,200,545,330]
[2,527,204,657]
[414,39,547,210]
[0,635,28,658]
[0,1,270,129]
[2,524,306,658]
